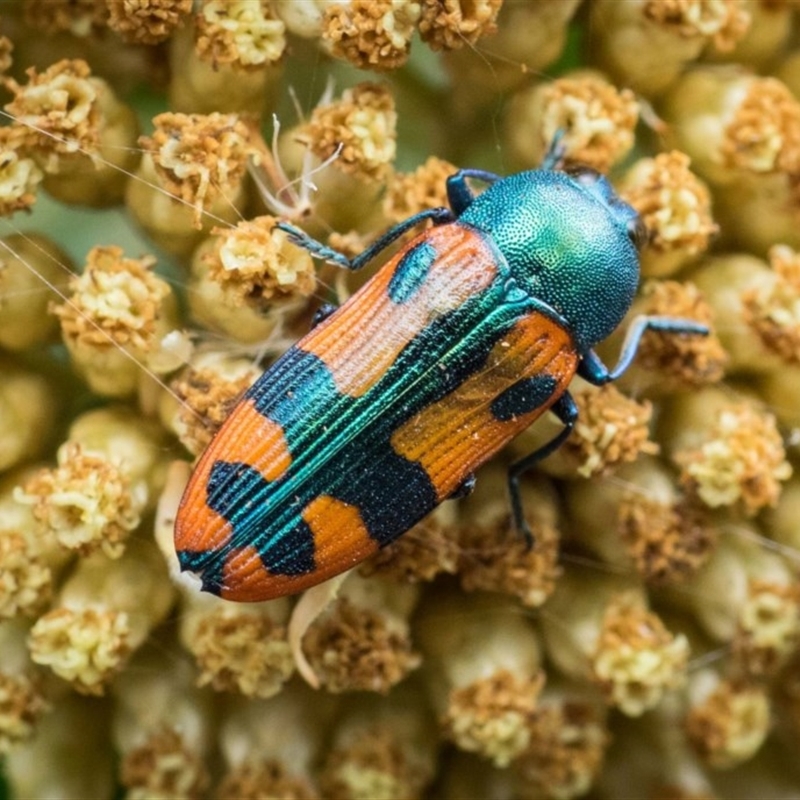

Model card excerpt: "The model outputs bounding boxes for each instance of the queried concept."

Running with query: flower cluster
[2,1,800,797]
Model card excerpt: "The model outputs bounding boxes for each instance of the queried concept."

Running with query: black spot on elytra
[490,374,558,421]
[206,460,316,576]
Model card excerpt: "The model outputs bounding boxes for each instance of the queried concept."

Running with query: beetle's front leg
[579,315,710,385]
[507,392,578,547]
[446,169,503,214]
[539,130,567,170]
[276,206,455,272]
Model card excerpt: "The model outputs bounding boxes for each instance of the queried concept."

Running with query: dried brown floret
[320,726,427,800]
[299,83,396,181]
[689,253,796,374]
[359,514,460,583]
[459,517,561,609]
[3,58,139,206]
[563,384,658,478]
[630,281,727,386]
[644,0,750,51]
[511,73,639,174]
[720,77,800,173]
[0,532,52,618]
[187,608,294,697]
[107,0,192,44]
[418,0,502,50]
[685,679,769,768]
[515,702,608,799]
[383,156,456,222]
[139,112,252,227]
[731,580,800,678]
[674,401,791,514]
[196,0,286,67]
[4,60,102,165]
[121,727,210,799]
[550,75,639,172]
[589,0,747,99]
[28,607,132,696]
[621,151,718,259]
[301,598,420,693]
[0,671,49,753]
[416,590,543,768]
[617,493,717,584]
[0,125,43,216]
[206,217,317,308]
[23,0,109,35]
[323,0,421,70]
[52,245,170,352]
[457,469,561,606]
[27,544,173,697]
[170,366,254,455]
[443,670,545,767]
[187,216,317,343]
[741,244,800,364]
[65,407,168,503]
[218,760,319,800]
[18,443,142,559]
[592,593,689,715]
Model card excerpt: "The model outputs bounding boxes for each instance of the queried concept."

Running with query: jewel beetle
[174,140,708,601]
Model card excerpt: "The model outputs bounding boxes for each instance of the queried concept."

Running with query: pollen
[720,77,800,174]
[299,83,397,181]
[643,0,750,51]
[322,0,421,70]
[418,0,502,51]
[106,0,192,44]
[139,112,252,227]
[196,0,286,67]
[741,244,800,364]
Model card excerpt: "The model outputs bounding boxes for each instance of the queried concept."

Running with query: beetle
[174,139,708,601]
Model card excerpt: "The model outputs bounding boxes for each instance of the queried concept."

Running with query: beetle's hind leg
[448,472,476,500]
[507,392,578,548]
[310,303,338,329]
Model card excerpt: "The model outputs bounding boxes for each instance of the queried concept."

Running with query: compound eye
[565,165,601,187]
[627,216,649,250]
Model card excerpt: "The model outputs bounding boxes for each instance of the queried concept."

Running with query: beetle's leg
[540,130,567,171]
[311,303,337,329]
[508,392,578,547]
[448,472,476,500]
[274,223,352,268]
[277,207,454,271]
[579,315,710,385]
[447,169,503,214]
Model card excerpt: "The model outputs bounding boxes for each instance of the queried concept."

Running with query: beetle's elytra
[174,143,708,601]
